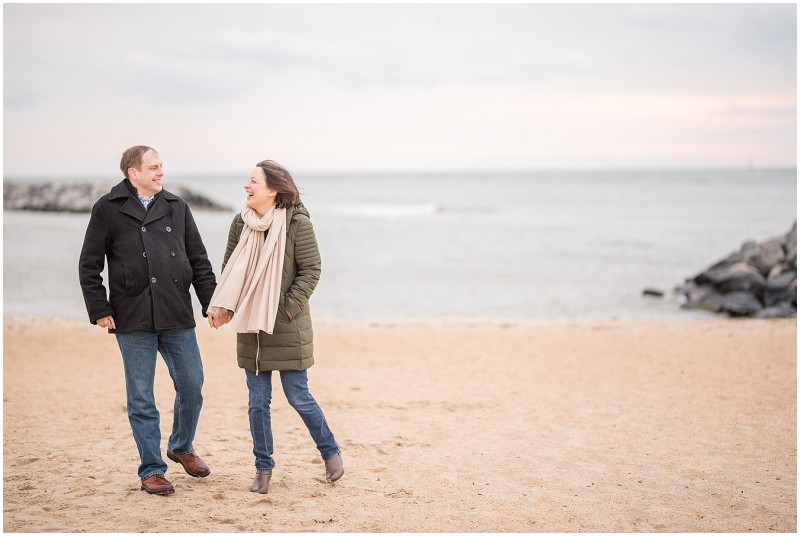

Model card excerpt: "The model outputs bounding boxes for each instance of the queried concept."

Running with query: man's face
[129,150,164,198]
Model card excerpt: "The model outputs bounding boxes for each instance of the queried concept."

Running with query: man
[79,145,220,495]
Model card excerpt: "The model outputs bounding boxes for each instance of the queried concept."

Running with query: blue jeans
[246,369,339,472]
[115,329,204,479]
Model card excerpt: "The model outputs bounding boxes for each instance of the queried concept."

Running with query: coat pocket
[283,294,304,321]
[277,294,291,322]
[122,262,137,296]
[180,259,193,291]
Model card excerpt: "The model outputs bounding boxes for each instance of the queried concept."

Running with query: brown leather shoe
[324,453,344,482]
[250,471,272,494]
[141,474,175,495]
[167,449,210,477]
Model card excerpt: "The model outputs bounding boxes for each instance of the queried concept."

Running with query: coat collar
[110,179,178,224]
[284,204,295,227]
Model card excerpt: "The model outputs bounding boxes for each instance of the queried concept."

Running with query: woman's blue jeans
[115,329,204,479]
[245,369,339,472]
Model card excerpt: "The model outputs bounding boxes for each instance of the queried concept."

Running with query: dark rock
[744,238,786,276]
[763,274,797,308]
[678,222,797,318]
[755,303,797,319]
[642,288,664,297]
[767,263,791,280]
[706,251,744,271]
[4,181,110,212]
[3,180,230,213]
[675,280,705,305]
[786,222,797,270]
[169,185,230,211]
[697,262,765,293]
[763,289,797,309]
[765,270,796,290]
[721,292,763,317]
[695,291,726,313]
[678,282,725,312]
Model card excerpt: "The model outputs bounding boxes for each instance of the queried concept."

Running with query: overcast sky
[3,3,797,177]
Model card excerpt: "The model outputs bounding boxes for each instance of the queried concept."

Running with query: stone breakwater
[677,222,797,318]
[3,180,230,212]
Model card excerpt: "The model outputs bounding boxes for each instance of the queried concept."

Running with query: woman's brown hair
[256,159,300,209]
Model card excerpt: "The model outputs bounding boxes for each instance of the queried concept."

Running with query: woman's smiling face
[243,166,276,215]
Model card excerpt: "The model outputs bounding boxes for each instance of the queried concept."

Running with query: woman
[207,159,343,494]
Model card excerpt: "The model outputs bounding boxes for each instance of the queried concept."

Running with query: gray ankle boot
[324,453,344,482]
[250,471,272,494]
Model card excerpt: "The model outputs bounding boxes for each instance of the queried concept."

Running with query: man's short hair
[120,145,156,179]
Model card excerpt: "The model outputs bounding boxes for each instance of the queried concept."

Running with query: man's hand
[97,316,116,329]
[207,306,233,329]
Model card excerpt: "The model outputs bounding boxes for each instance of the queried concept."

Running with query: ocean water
[3,169,796,321]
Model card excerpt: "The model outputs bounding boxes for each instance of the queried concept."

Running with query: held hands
[97,310,231,330]
[207,306,233,329]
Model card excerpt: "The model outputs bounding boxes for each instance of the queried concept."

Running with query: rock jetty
[3,180,230,213]
[677,222,797,318]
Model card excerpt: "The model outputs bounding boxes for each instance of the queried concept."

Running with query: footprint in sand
[246,498,273,507]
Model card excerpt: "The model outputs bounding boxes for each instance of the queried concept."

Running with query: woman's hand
[207,306,233,329]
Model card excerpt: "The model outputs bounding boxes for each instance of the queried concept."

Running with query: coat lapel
[110,180,146,222]
[120,198,146,222]
[142,192,174,225]
[110,180,178,224]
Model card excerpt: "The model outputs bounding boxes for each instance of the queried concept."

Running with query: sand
[3,315,796,532]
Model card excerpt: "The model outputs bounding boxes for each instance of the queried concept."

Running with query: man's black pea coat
[79,180,216,332]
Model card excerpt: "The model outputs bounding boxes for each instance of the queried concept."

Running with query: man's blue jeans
[245,369,339,472]
[115,329,204,479]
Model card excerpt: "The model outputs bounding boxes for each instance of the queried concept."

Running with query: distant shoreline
[3,179,231,213]
[3,166,798,182]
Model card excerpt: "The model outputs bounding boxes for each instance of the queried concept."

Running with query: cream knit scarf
[209,204,287,334]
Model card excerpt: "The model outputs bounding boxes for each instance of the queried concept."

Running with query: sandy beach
[3,315,796,532]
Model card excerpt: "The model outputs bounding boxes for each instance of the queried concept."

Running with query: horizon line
[4,165,798,180]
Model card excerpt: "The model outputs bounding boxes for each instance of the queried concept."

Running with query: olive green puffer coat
[221,204,320,372]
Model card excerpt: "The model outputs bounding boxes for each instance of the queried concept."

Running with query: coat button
[141,227,146,232]
[142,252,147,258]
[150,277,157,283]
[170,251,176,256]
[166,226,172,232]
